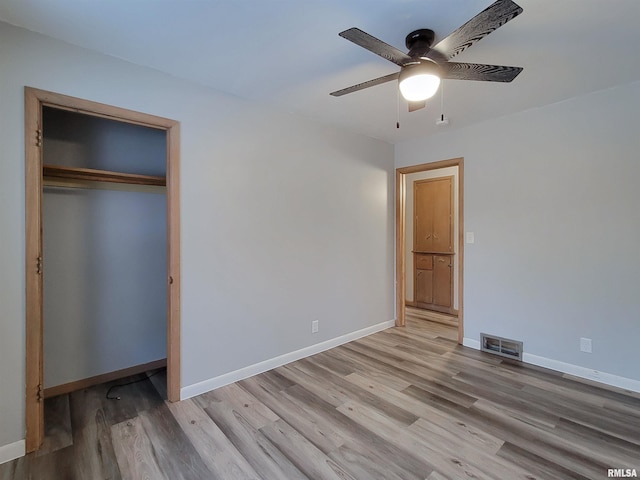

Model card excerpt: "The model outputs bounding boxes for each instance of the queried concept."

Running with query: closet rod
[43,165,166,187]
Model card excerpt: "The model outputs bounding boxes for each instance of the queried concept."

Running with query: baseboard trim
[463,337,640,394]
[44,358,167,398]
[0,439,25,465]
[522,352,640,394]
[463,337,481,349]
[181,319,396,400]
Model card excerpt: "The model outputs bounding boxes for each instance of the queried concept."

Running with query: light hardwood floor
[2,319,639,479]
[406,306,458,327]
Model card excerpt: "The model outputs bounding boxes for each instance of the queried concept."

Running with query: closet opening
[25,88,181,453]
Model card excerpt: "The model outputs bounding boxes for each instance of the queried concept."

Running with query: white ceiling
[1,0,639,143]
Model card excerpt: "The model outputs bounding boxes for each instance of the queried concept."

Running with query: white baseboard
[0,439,25,465]
[522,352,640,393]
[181,319,396,400]
[463,337,640,394]
[462,338,481,349]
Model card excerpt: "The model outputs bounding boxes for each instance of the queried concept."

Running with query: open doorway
[396,158,464,344]
[24,88,181,452]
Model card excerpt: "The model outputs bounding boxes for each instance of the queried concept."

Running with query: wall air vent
[480,333,523,361]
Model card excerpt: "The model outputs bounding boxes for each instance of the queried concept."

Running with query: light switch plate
[466,232,475,244]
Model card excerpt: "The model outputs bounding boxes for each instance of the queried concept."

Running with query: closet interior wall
[42,107,168,391]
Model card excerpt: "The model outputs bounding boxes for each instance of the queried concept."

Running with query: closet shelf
[43,165,166,187]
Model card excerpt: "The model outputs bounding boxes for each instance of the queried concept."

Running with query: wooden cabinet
[413,176,454,313]
[414,253,453,312]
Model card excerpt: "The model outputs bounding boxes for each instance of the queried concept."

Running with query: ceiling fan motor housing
[406,29,435,49]
[406,29,435,58]
[399,59,441,79]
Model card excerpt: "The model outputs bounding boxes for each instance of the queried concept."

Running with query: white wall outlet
[311,320,319,334]
[580,337,592,353]
[466,232,475,244]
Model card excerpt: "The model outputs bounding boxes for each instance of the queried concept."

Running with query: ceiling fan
[330,0,524,112]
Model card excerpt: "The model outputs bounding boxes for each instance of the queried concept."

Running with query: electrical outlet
[580,337,592,353]
[311,320,319,334]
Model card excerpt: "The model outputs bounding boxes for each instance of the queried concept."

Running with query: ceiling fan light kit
[331,0,524,113]
[398,61,441,101]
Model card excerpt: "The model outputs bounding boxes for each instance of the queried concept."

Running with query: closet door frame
[24,87,181,452]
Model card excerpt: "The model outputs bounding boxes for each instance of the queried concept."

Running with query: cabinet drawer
[415,254,433,270]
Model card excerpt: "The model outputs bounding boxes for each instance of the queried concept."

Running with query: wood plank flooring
[406,306,458,327]
[2,319,639,479]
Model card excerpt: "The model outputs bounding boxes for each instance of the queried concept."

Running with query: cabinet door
[414,180,435,252]
[433,255,453,308]
[414,177,453,253]
[431,178,453,253]
[415,269,433,304]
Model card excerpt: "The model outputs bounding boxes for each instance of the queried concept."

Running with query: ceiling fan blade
[339,28,414,67]
[408,101,426,112]
[442,62,522,82]
[330,72,400,97]
[428,0,523,61]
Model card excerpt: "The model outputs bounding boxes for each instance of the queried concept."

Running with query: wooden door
[414,177,453,254]
[433,255,453,308]
[414,180,434,252]
[415,269,433,304]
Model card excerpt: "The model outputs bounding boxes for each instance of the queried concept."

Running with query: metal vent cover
[480,333,523,361]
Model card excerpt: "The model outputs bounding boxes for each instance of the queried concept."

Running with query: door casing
[396,157,464,344]
[24,87,181,452]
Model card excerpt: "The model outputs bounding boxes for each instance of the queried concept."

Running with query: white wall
[0,21,394,452]
[404,167,459,309]
[396,81,640,387]
[43,107,167,176]
[43,189,167,388]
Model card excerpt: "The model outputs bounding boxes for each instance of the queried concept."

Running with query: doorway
[24,88,181,452]
[396,158,464,344]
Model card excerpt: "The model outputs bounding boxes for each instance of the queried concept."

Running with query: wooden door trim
[24,87,44,454]
[396,158,464,345]
[24,87,181,453]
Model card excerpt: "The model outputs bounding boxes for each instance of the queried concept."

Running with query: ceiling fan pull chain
[396,88,400,129]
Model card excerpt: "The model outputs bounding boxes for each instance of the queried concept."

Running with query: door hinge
[36,256,43,275]
[35,129,42,148]
[37,383,44,402]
